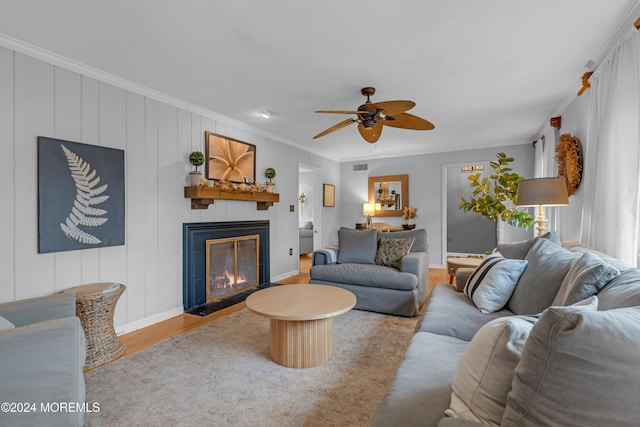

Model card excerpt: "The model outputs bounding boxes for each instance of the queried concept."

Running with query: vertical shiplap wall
[0,47,340,331]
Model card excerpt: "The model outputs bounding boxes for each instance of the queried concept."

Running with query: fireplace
[183,221,270,312]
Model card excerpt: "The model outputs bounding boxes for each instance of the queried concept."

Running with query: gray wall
[339,144,535,267]
[0,47,340,333]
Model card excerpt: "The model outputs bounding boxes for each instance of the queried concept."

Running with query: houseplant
[188,151,205,186]
[402,205,418,230]
[265,167,276,192]
[458,152,534,245]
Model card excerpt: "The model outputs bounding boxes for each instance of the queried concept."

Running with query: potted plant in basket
[188,151,205,186]
[402,205,418,230]
[264,167,276,192]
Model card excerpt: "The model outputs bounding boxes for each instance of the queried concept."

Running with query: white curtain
[580,28,640,266]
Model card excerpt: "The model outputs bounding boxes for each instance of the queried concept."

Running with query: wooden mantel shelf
[184,186,279,210]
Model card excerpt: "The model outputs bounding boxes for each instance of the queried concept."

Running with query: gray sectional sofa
[310,228,429,317]
[371,235,640,427]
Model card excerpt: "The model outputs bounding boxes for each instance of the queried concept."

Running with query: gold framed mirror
[368,174,409,217]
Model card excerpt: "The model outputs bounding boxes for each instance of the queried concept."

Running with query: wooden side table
[446,257,483,285]
[62,283,126,369]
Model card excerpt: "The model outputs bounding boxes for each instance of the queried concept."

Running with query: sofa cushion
[597,268,640,310]
[552,251,620,306]
[416,284,513,341]
[377,228,428,253]
[563,240,632,273]
[370,332,469,427]
[463,254,528,314]
[375,237,415,269]
[446,316,536,426]
[337,229,377,264]
[310,263,418,291]
[497,231,560,259]
[0,315,15,331]
[507,238,579,315]
[502,302,640,427]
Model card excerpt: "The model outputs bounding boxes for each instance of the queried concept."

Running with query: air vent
[353,163,368,172]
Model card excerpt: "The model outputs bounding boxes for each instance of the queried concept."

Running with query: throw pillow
[375,237,415,269]
[497,231,561,260]
[445,316,536,426]
[337,229,377,264]
[552,251,620,306]
[463,253,528,314]
[502,303,640,427]
[0,315,15,330]
[507,238,580,315]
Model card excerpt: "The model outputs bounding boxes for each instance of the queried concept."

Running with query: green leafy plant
[189,151,205,172]
[265,167,276,183]
[458,152,534,245]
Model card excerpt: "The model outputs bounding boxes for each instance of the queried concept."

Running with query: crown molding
[0,32,306,151]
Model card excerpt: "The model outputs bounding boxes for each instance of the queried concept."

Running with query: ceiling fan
[313,87,435,143]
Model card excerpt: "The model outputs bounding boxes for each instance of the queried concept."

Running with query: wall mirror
[368,174,409,217]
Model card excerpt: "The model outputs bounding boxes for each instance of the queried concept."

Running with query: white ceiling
[1,1,637,161]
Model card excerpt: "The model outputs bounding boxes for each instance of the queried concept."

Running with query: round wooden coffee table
[245,284,356,369]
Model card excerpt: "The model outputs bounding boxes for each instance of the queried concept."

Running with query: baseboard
[115,307,184,336]
[271,270,300,283]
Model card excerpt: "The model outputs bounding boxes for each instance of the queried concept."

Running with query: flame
[225,270,247,285]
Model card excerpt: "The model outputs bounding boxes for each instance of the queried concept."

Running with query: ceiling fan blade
[357,122,383,143]
[313,118,356,139]
[368,100,415,116]
[315,110,368,115]
[382,112,435,130]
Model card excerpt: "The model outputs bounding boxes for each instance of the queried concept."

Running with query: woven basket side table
[62,283,126,369]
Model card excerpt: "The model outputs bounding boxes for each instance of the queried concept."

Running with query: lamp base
[365,215,372,229]
[535,205,548,237]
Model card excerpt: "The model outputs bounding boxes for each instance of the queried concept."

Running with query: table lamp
[362,203,380,229]
[516,177,569,236]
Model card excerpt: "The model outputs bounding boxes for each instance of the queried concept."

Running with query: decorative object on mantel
[459,152,535,246]
[188,151,205,186]
[38,136,125,253]
[401,205,418,230]
[264,167,276,193]
[555,133,583,196]
[205,132,256,183]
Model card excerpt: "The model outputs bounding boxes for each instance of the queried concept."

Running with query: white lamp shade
[363,203,376,216]
[516,177,569,207]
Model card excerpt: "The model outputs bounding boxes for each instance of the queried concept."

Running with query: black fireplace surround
[182,221,270,312]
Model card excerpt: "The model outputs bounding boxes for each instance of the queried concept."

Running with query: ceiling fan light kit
[314,87,435,143]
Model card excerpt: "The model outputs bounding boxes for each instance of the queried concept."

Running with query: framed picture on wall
[205,131,256,183]
[37,136,125,253]
[323,183,335,207]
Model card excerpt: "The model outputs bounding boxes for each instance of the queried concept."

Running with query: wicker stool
[62,283,126,369]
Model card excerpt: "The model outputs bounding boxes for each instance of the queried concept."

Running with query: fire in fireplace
[206,234,259,301]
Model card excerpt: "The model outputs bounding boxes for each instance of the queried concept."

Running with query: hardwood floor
[89,255,450,372]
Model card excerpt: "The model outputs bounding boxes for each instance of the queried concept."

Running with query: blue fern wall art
[38,137,125,253]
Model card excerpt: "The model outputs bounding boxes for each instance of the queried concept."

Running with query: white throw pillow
[0,315,15,330]
[445,316,537,426]
[464,253,528,314]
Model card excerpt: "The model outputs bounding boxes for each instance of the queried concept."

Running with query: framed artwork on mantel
[323,183,335,207]
[205,131,256,184]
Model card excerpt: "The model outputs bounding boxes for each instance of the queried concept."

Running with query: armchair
[0,293,86,427]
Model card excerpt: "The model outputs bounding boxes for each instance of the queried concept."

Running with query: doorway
[298,163,321,271]
[442,162,495,262]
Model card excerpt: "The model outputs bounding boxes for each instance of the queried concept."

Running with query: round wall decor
[555,133,582,196]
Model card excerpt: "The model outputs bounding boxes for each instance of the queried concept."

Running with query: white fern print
[59,144,110,244]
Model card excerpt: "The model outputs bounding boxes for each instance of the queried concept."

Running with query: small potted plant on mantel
[188,151,205,186]
[264,167,276,193]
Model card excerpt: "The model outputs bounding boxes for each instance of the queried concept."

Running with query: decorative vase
[402,224,416,230]
[266,182,275,193]
[189,171,203,186]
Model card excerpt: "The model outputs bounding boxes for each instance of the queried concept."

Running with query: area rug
[84,309,417,426]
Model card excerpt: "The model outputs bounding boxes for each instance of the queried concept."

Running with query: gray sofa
[310,228,429,317]
[0,293,86,427]
[371,236,640,427]
[299,221,314,255]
